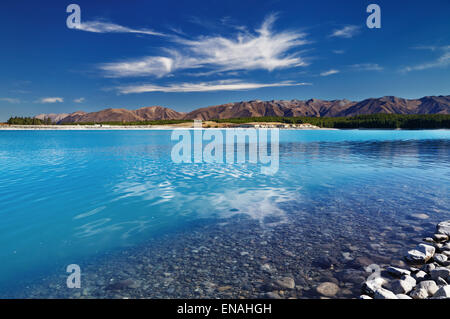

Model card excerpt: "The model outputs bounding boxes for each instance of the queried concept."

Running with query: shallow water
[0,129,449,298]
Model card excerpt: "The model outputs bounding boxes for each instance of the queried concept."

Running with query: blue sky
[0,0,449,120]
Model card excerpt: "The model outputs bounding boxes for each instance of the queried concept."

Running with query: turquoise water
[0,129,449,298]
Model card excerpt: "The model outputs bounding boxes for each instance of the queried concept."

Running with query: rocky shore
[3,208,449,299]
[361,220,450,299]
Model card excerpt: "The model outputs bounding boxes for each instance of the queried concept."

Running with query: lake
[0,129,449,298]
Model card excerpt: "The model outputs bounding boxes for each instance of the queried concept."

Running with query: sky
[0,0,449,121]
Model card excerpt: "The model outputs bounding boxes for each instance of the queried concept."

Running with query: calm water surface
[0,130,449,298]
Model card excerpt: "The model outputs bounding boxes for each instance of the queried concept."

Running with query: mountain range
[35,95,450,123]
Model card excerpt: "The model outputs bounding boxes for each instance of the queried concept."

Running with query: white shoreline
[0,125,335,131]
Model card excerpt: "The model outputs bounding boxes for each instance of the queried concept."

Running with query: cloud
[74,97,85,103]
[100,56,176,78]
[320,69,339,76]
[349,63,383,71]
[332,50,345,54]
[38,97,64,103]
[99,14,308,78]
[116,80,310,94]
[0,97,20,103]
[74,20,164,36]
[402,45,450,72]
[330,25,360,38]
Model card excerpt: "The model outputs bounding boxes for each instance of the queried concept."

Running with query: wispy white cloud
[74,20,164,36]
[0,97,20,103]
[332,49,345,54]
[74,97,85,103]
[99,14,308,78]
[320,69,339,76]
[116,80,310,94]
[100,56,176,78]
[330,25,360,38]
[349,63,383,71]
[402,45,450,72]
[38,97,64,103]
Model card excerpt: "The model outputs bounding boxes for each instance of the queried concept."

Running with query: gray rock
[414,270,428,282]
[105,279,137,290]
[434,253,448,265]
[409,266,420,273]
[406,244,435,264]
[374,288,398,299]
[261,263,276,273]
[391,275,416,294]
[396,294,412,299]
[436,277,448,286]
[410,287,429,299]
[386,266,411,278]
[436,220,450,237]
[275,277,295,289]
[433,233,449,242]
[362,277,387,295]
[264,291,282,299]
[423,263,436,273]
[431,285,450,299]
[418,280,439,296]
[430,267,450,280]
[316,282,340,297]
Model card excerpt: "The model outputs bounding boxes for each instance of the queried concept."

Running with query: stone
[423,237,435,243]
[217,286,232,292]
[436,220,450,236]
[434,253,448,265]
[406,244,435,263]
[423,263,436,273]
[431,285,450,299]
[436,277,448,286]
[264,291,282,299]
[359,295,372,299]
[313,256,338,269]
[430,267,450,280]
[386,266,411,278]
[275,277,295,290]
[396,294,412,299]
[391,275,416,294]
[342,252,353,261]
[418,280,439,296]
[410,287,429,299]
[316,282,340,297]
[441,243,450,252]
[261,263,276,273]
[433,233,449,242]
[362,277,386,295]
[105,279,136,290]
[355,257,373,267]
[409,213,429,220]
[414,270,428,282]
[374,288,398,299]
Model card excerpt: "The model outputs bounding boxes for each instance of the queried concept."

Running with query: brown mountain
[55,106,184,123]
[36,95,450,123]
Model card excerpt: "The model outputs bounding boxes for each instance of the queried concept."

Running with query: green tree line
[213,114,450,129]
[7,117,52,125]
[5,114,450,129]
